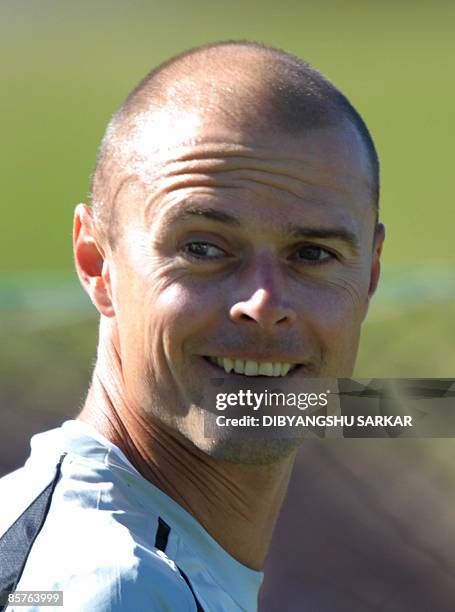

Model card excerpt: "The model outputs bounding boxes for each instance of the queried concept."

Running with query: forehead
[118,118,375,243]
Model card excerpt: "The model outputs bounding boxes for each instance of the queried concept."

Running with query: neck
[77,337,297,570]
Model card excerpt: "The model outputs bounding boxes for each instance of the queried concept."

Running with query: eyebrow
[161,204,242,227]
[287,224,360,252]
[161,204,360,252]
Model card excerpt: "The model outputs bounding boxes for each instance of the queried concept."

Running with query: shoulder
[15,527,196,611]
[1,445,200,611]
[12,566,195,612]
[0,465,56,538]
[5,471,197,611]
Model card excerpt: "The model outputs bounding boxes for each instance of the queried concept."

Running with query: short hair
[90,40,380,248]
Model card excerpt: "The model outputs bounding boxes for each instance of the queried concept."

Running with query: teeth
[223,357,234,373]
[208,356,297,377]
[244,361,259,376]
[258,362,274,376]
[273,362,282,376]
[280,363,291,376]
[234,359,244,374]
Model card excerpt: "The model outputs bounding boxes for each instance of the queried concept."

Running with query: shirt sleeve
[7,557,197,612]
[9,527,197,612]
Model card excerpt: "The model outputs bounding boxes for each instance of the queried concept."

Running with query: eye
[294,245,336,264]
[182,241,226,260]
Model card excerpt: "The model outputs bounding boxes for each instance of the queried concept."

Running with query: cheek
[112,283,154,406]
[299,278,367,365]
[155,278,219,360]
[300,273,367,322]
[114,252,217,368]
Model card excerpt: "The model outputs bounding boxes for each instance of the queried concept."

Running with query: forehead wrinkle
[146,189,361,254]
[130,128,374,200]
[134,133,371,179]
[143,183,244,229]
[113,124,374,234]
[142,166,366,237]
[162,156,305,177]
[162,170,356,208]
[129,141,323,179]
[158,156,360,194]
[156,142,313,162]
[130,162,369,243]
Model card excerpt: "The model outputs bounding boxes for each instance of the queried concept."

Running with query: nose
[230,289,297,330]
[229,256,297,331]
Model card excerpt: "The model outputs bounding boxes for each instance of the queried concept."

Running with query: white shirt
[0,420,263,611]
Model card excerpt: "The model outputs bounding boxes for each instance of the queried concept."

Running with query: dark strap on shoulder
[155,517,205,612]
[154,517,171,552]
[0,453,66,611]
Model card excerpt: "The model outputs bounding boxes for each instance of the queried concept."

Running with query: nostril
[238,313,291,329]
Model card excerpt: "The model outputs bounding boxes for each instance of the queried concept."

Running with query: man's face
[104,116,383,459]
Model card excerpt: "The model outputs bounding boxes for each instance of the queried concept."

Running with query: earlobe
[91,261,115,317]
[73,204,115,317]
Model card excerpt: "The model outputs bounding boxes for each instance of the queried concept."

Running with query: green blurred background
[1,2,455,608]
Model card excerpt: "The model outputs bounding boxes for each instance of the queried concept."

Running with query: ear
[73,204,115,317]
[368,223,385,298]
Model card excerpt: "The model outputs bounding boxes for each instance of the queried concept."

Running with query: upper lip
[203,354,304,364]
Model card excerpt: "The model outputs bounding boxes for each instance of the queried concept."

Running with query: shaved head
[75,40,386,471]
[90,41,379,247]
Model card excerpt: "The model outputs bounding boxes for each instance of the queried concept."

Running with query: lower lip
[200,356,303,378]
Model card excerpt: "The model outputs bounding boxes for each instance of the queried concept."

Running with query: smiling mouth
[203,356,302,377]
